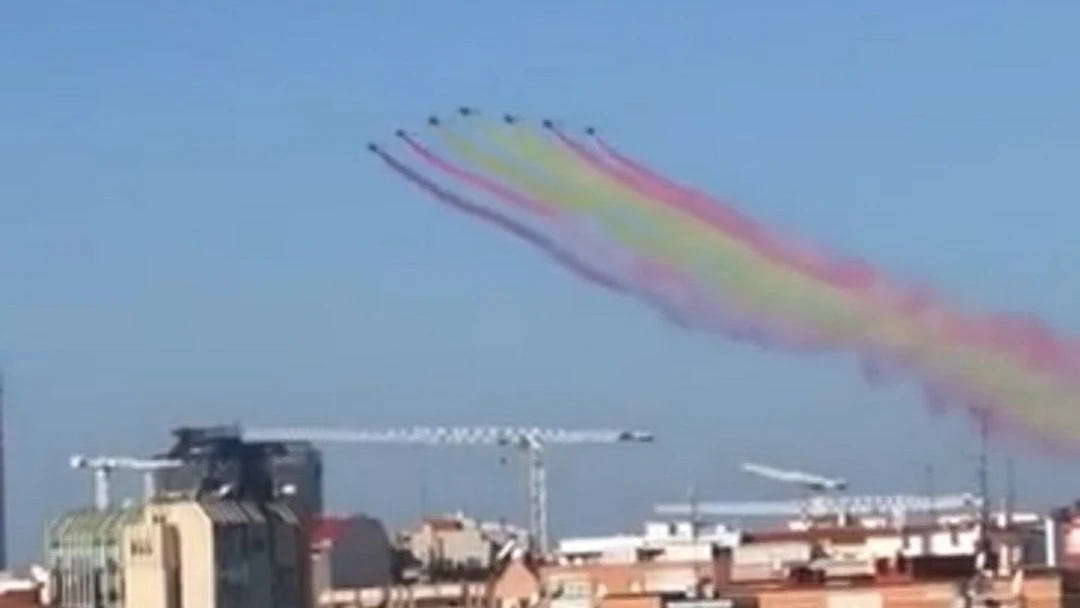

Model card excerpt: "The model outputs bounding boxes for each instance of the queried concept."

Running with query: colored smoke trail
[585,127,1080,382]
[372,112,1080,447]
[371,144,830,353]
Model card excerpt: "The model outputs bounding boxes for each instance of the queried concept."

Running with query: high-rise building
[268,442,323,523]
[46,497,310,608]
[152,426,324,523]
[123,498,308,608]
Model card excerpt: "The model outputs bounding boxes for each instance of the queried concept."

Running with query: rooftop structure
[399,512,530,582]
[487,516,1069,608]
[153,425,324,523]
[556,521,741,566]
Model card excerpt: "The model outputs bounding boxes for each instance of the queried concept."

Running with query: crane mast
[243,425,655,554]
[70,455,184,510]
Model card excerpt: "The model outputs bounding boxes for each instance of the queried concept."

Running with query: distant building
[485,512,1065,608]
[556,521,740,567]
[310,514,395,599]
[153,425,324,523]
[400,512,529,580]
[45,498,310,608]
[271,442,325,522]
[122,498,308,608]
[0,589,39,608]
[0,568,45,608]
[44,507,140,608]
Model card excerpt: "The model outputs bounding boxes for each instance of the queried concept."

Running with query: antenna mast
[925,463,937,523]
[977,410,991,530]
[1004,457,1016,531]
[975,408,996,572]
[688,483,700,541]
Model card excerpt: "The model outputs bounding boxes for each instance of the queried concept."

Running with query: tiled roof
[199,500,260,525]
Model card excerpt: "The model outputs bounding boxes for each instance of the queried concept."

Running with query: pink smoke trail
[374,143,838,355]
[563,125,878,291]
[572,127,1080,381]
[397,125,557,221]
[395,127,846,354]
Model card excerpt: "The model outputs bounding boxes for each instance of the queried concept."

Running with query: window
[130,539,154,557]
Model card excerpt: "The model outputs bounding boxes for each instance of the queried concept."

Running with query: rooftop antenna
[975,408,996,572]
[417,445,429,519]
[925,463,937,523]
[1004,457,1016,531]
[688,483,700,541]
[977,410,991,524]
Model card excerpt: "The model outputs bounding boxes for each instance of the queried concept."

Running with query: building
[272,442,325,522]
[400,512,529,580]
[484,512,1075,608]
[556,521,740,567]
[44,507,141,608]
[489,552,1080,608]
[0,589,39,608]
[311,514,395,597]
[122,498,308,608]
[0,569,45,608]
[153,426,324,524]
[45,498,310,608]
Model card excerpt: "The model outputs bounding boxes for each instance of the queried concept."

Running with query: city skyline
[4,0,1080,564]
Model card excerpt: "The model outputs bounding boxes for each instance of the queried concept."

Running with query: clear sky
[3,1,1080,564]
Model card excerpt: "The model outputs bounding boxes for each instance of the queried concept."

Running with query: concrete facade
[46,498,308,608]
[402,513,527,576]
[121,499,308,608]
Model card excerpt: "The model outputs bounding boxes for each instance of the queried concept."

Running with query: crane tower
[243,425,655,554]
[69,455,184,510]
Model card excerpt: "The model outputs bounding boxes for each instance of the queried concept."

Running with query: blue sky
[4,1,1080,563]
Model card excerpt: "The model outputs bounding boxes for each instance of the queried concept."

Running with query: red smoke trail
[392,128,840,351]
[377,140,1000,418]
[571,126,880,290]
[373,143,839,354]
[577,128,1080,381]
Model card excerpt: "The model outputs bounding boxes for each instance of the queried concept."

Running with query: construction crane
[242,426,655,554]
[655,492,983,526]
[70,455,184,510]
[739,461,850,521]
[741,462,848,493]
